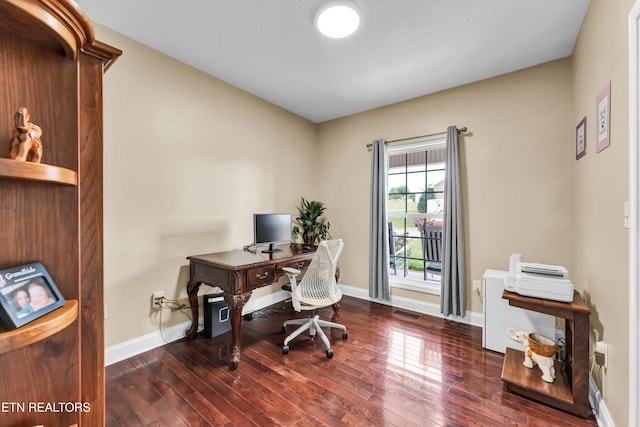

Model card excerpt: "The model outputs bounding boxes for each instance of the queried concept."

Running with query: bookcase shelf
[0,299,78,356]
[0,1,120,424]
[0,158,77,186]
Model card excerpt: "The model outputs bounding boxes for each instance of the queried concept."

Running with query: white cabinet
[482,269,555,353]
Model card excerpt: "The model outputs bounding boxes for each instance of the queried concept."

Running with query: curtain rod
[365,126,468,149]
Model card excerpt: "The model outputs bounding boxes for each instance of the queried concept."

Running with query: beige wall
[317,59,574,314]
[570,0,633,425]
[314,1,632,423]
[97,1,633,422]
[96,26,318,346]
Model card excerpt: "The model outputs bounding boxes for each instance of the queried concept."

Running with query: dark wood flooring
[106,296,597,426]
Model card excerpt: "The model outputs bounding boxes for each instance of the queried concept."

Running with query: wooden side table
[501,290,591,418]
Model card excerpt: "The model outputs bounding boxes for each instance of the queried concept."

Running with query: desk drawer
[193,263,231,288]
[247,265,276,289]
[277,259,311,274]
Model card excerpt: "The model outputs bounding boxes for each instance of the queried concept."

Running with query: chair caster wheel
[326,349,333,358]
[342,331,348,340]
[281,326,287,334]
[282,345,289,354]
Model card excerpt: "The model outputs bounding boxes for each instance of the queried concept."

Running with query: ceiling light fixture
[315,1,360,39]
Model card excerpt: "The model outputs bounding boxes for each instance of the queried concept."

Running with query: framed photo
[576,116,587,160]
[0,262,66,329]
[596,81,611,153]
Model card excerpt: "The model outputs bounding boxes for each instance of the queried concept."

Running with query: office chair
[281,239,347,358]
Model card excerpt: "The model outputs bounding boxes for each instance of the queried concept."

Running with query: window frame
[387,135,446,296]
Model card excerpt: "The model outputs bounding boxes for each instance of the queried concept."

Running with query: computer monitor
[253,213,291,253]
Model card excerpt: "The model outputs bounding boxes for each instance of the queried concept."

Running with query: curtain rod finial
[366,126,469,150]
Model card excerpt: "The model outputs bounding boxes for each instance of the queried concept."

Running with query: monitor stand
[261,243,283,253]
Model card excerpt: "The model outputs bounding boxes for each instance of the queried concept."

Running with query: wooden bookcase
[0,1,120,425]
[501,290,591,418]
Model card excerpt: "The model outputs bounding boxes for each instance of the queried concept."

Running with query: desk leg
[224,291,252,370]
[332,267,342,312]
[185,279,201,340]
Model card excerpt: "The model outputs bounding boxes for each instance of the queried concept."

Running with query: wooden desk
[501,290,591,417]
[186,243,316,369]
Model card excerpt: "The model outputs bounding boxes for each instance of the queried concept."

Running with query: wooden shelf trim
[501,348,573,403]
[0,299,78,356]
[0,158,77,186]
[1,0,121,67]
[502,290,590,320]
[2,0,93,59]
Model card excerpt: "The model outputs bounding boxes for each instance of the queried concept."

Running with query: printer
[504,257,574,302]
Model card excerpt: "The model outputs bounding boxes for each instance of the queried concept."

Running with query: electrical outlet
[152,291,165,310]
[595,340,608,369]
[472,280,482,294]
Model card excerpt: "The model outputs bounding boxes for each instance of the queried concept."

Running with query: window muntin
[387,137,445,293]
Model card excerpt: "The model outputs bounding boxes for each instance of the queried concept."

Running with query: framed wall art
[596,81,611,153]
[576,116,586,160]
[0,262,66,329]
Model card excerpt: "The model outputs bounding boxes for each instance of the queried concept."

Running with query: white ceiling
[74,0,590,123]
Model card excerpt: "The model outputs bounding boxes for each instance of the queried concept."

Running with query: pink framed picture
[596,81,611,153]
[576,116,586,160]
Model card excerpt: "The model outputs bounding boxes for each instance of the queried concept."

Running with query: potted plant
[291,197,331,246]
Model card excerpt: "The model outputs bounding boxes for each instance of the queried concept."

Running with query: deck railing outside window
[388,144,445,284]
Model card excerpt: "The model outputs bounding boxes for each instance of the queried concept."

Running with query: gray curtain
[441,126,466,317]
[369,139,391,301]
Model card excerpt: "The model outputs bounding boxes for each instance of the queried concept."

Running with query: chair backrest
[388,222,396,273]
[292,239,343,310]
[420,225,442,262]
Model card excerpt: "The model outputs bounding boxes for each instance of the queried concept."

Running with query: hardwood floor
[106,296,597,426]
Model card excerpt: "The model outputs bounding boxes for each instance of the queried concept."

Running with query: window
[387,136,446,294]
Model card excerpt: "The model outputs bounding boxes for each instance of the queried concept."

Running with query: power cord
[556,337,566,362]
[243,306,287,320]
[243,243,258,253]
[157,297,190,314]
[155,297,192,343]
[589,356,603,417]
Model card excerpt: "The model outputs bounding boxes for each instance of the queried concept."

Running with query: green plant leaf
[291,197,331,245]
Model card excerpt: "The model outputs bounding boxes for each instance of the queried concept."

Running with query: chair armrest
[282,267,301,276]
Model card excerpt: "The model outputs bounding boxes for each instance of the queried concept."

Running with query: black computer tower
[203,293,231,338]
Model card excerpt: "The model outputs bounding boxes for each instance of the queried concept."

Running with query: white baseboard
[339,283,484,327]
[241,289,290,314]
[105,319,196,366]
[105,289,291,366]
[589,374,614,427]
[106,285,482,365]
